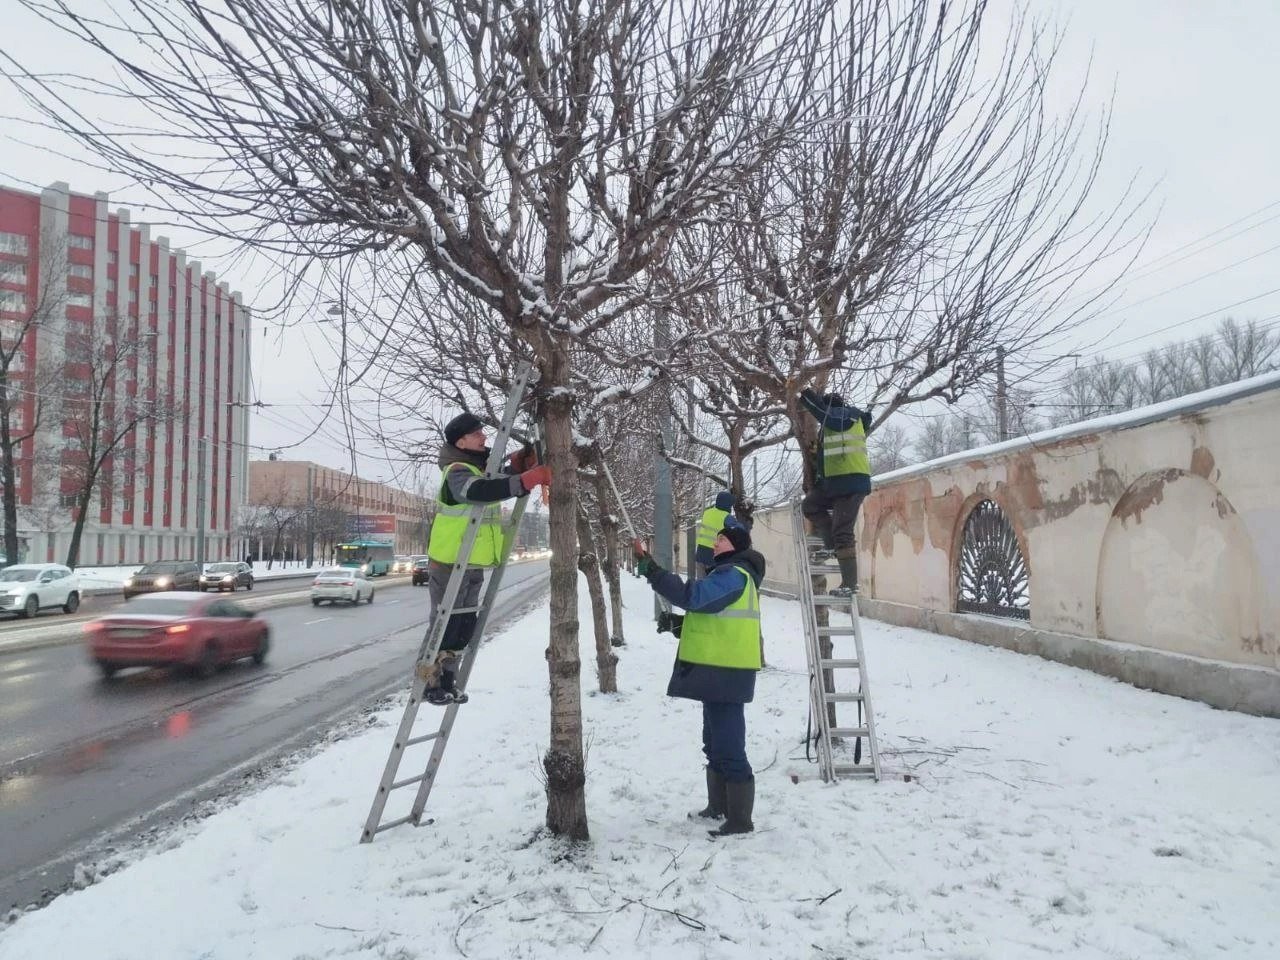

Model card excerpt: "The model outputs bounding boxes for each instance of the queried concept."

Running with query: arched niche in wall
[1096,469,1267,664]
[955,498,1031,620]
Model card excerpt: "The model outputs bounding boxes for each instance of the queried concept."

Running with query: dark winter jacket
[800,389,873,496]
[694,490,737,566]
[436,444,525,505]
[647,547,767,704]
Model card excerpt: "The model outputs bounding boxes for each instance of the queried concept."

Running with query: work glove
[508,446,537,473]
[800,387,818,402]
[520,465,552,492]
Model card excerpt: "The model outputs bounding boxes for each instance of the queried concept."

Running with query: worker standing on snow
[633,518,764,837]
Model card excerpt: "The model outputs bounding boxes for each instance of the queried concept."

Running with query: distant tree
[866,423,912,473]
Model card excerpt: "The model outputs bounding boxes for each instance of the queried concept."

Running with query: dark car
[200,561,255,593]
[122,561,201,600]
[85,592,270,679]
[411,558,431,586]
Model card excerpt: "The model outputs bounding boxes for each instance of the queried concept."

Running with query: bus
[335,540,396,576]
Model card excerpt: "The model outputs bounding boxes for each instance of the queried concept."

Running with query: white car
[0,563,81,618]
[310,568,375,606]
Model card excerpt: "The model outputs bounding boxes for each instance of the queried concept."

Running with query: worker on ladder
[420,411,550,705]
[633,518,764,837]
[694,490,735,574]
[797,388,872,597]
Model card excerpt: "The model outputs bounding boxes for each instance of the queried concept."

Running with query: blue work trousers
[701,701,752,782]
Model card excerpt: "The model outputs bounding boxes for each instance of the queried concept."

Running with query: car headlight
[123,579,133,587]
[155,577,170,587]
[360,564,368,572]
[222,575,233,582]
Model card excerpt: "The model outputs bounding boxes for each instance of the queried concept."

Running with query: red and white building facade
[0,181,251,566]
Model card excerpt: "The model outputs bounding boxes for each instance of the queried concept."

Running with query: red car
[86,592,270,680]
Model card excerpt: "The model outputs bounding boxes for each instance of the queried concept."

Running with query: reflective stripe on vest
[427,463,505,566]
[822,421,870,478]
[676,565,762,670]
[696,506,729,551]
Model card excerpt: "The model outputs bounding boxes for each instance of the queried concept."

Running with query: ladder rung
[831,764,877,777]
[830,727,869,737]
[811,595,858,606]
[405,732,441,747]
[390,772,430,791]
[816,625,857,636]
[808,563,841,572]
[819,658,861,668]
[370,814,416,835]
[823,692,864,702]
[447,606,481,614]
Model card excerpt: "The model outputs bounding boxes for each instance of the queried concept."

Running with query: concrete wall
[751,372,1280,716]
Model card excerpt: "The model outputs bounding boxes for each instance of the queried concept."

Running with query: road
[0,573,320,651]
[0,561,548,914]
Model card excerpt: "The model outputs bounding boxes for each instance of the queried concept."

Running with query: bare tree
[1,231,66,565]
[57,317,180,568]
[667,1,1146,493]
[866,422,911,473]
[7,0,838,839]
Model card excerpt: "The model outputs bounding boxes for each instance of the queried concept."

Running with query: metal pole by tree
[195,436,208,567]
[305,464,315,567]
[996,346,1010,442]
[653,309,674,618]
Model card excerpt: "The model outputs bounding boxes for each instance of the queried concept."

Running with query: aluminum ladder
[791,499,881,782]
[360,363,537,842]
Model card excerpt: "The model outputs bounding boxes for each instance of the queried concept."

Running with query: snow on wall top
[874,368,1280,486]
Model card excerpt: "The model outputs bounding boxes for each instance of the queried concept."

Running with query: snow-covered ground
[3,574,1278,959]
[73,561,340,589]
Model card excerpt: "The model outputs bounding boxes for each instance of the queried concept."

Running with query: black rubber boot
[829,555,858,598]
[708,777,754,837]
[690,767,727,820]
[440,667,469,705]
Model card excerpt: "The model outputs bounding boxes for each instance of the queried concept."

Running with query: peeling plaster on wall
[1112,469,1182,526]
[1190,445,1216,481]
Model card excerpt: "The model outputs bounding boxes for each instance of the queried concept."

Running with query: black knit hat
[444,412,484,446]
[720,518,752,553]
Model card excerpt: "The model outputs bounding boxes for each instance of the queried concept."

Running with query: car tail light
[82,622,103,635]
[344,580,355,586]
[166,624,190,634]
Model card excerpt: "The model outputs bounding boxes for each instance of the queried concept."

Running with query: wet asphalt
[0,561,549,914]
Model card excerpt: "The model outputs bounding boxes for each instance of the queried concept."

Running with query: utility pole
[305,463,315,567]
[996,346,1009,442]
[195,436,208,567]
[752,457,759,501]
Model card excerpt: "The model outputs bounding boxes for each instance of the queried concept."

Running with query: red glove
[632,538,649,559]
[520,465,552,492]
[509,447,537,472]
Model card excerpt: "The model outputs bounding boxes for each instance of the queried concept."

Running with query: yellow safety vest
[677,565,762,670]
[696,506,729,553]
[427,463,506,567]
[821,420,870,479]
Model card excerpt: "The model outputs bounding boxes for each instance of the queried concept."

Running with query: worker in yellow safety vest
[798,388,872,598]
[421,411,549,705]
[694,491,735,573]
[634,517,764,837]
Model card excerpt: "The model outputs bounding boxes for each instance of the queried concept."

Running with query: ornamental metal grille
[956,499,1030,620]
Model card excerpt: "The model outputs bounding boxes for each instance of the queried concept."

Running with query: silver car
[310,568,375,606]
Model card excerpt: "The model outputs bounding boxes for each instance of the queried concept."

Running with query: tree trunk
[0,380,19,566]
[65,483,95,568]
[591,471,626,647]
[576,502,617,693]
[728,422,746,500]
[541,391,589,840]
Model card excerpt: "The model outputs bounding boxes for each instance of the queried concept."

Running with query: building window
[68,263,93,280]
[149,274,158,289]
[60,492,80,508]
[0,232,30,256]
[107,278,117,292]
[129,264,139,278]
[108,251,118,265]
[68,234,94,250]
[0,262,27,285]
[67,292,93,308]
[0,290,27,312]
[8,352,24,371]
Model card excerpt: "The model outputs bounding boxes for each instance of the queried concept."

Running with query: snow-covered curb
[2,575,1278,959]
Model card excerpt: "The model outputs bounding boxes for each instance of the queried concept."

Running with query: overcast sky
[3,0,1278,482]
